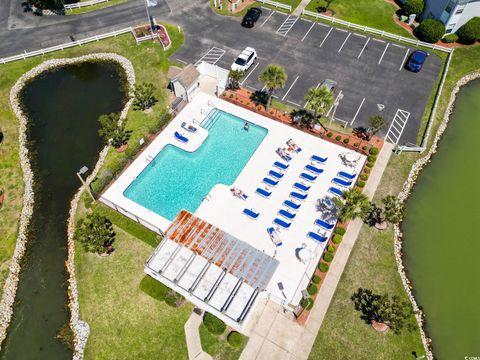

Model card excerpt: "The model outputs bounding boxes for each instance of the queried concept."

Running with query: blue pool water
[124,109,268,221]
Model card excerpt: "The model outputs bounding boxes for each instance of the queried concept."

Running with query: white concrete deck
[102,92,366,309]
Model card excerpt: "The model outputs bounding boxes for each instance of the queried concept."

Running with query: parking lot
[171,6,443,145]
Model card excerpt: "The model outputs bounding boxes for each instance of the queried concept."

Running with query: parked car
[405,50,428,72]
[231,47,257,72]
[241,7,262,28]
[320,79,337,93]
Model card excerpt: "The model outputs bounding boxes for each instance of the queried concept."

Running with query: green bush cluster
[332,234,343,244]
[323,252,334,262]
[333,227,346,235]
[203,312,226,335]
[307,283,318,295]
[457,17,480,45]
[343,138,350,144]
[318,262,329,273]
[164,290,185,308]
[312,275,321,284]
[415,19,445,43]
[327,244,336,253]
[335,135,342,141]
[300,297,311,308]
[402,0,424,16]
[367,155,377,163]
[306,299,314,310]
[360,174,368,181]
[364,167,371,174]
[366,162,374,168]
[369,147,379,155]
[327,132,333,138]
[442,33,458,43]
[227,331,244,348]
[357,181,366,188]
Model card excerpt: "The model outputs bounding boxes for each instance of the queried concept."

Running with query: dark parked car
[241,8,262,28]
[405,50,428,72]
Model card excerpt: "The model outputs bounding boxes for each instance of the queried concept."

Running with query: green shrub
[318,262,329,272]
[343,138,350,144]
[362,146,368,151]
[323,252,334,262]
[402,0,424,16]
[164,290,185,308]
[227,331,244,348]
[306,298,314,310]
[360,174,368,181]
[456,17,480,44]
[203,312,226,335]
[367,155,377,162]
[357,181,366,188]
[366,162,374,168]
[415,19,445,43]
[300,297,311,308]
[312,275,321,284]
[442,33,458,43]
[354,143,359,148]
[364,167,371,174]
[327,245,336,253]
[139,275,168,301]
[334,227,346,235]
[332,234,343,244]
[335,135,342,141]
[307,283,318,295]
[369,147,379,155]
[327,132,333,138]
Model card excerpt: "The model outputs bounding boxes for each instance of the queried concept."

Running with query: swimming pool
[124,109,268,221]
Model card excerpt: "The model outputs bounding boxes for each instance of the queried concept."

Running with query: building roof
[167,64,200,89]
[145,210,279,330]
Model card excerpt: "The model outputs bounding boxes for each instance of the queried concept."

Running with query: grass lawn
[66,0,128,15]
[76,207,193,358]
[304,0,413,38]
[199,323,245,360]
[308,45,480,359]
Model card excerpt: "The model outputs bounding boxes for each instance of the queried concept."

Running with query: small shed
[167,64,201,102]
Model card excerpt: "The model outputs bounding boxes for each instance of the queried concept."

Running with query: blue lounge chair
[311,155,328,163]
[278,209,296,220]
[263,177,278,187]
[274,218,291,229]
[174,131,189,143]
[273,161,289,170]
[243,208,259,219]
[307,231,328,243]
[269,170,284,179]
[329,187,344,197]
[332,177,353,187]
[300,172,317,182]
[305,164,324,174]
[276,148,292,162]
[181,121,197,133]
[256,188,272,198]
[283,200,301,210]
[267,227,283,247]
[291,191,308,201]
[293,182,310,192]
[315,218,335,230]
[338,171,356,180]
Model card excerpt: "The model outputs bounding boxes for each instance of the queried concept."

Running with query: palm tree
[304,86,334,131]
[333,188,370,223]
[228,70,245,90]
[258,64,287,110]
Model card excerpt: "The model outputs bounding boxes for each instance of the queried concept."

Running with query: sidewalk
[185,309,213,360]
[239,142,395,360]
[293,0,309,16]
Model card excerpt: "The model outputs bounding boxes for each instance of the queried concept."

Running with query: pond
[402,80,480,359]
[1,61,127,359]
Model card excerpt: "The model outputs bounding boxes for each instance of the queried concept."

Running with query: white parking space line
[174,58,187,64]
[241,62,260,85]
[281,75,300,101]
[391,43,405,49]
[276,15,298,37]
[319,27,333,47]
[260,10,275,27]
[357,37,370,59]
[287,100,302,107]
[317,22,330,28]
[352,33,367,38]
[195,47,226,65]
[301,22,316,42]
[338,32,351,53]
[371,38,386,43]
[350,97,366,125]
[336,28,348,32]
[399,49,410,71]
[378,43,390,64]
[385,109,411,144]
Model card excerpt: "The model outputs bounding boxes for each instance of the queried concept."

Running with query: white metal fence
[0,28,132,64]
[302,10,453,53]
[256,0,291,12]
[64,0,109,10]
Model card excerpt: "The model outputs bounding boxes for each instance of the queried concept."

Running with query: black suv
[241,8,262,28]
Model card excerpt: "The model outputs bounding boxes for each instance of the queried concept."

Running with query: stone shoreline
[393,71,480,360]
[0,53,135,359]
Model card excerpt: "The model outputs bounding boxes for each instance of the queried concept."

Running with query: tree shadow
[249,90,268,108]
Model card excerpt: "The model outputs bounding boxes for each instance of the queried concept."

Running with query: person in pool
[243,122,250,131]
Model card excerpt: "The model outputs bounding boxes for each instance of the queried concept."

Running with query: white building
[422,0,480,33]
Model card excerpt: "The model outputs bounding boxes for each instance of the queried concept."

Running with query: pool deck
[101,92,366,309]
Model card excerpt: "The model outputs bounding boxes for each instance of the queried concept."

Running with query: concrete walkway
[239,142,395,360]
[292,0,309,16]
[185,309,213,360]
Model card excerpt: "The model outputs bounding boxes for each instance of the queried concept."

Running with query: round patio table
[297,247,315,263]
[344,152,357,163]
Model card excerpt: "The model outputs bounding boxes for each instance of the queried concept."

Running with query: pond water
[402,80,480,359]
[0,62,127,359]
